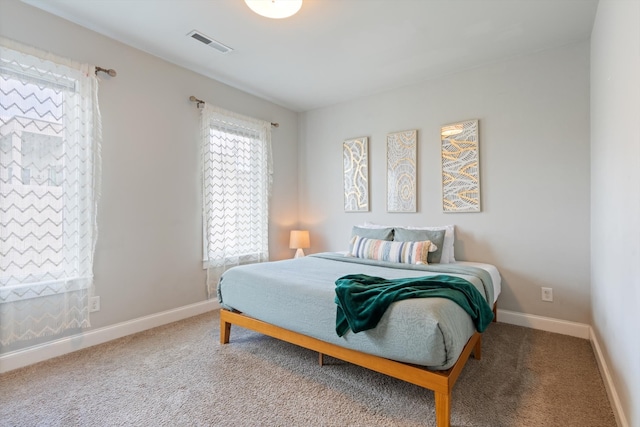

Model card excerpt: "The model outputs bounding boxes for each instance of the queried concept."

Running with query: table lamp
[289,230,310,258]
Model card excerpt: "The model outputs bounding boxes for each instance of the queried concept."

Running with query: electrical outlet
[541,287,553,302]
[89,296,100,312]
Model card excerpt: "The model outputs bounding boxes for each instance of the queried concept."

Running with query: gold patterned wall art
[387,130,417,212]
[441,119,480,212]
[343,137,369,212]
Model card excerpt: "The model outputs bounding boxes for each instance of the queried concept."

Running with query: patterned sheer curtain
[201,104,272,297]
[0,38,101,345]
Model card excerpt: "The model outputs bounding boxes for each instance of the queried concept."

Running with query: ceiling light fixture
[245,0,302,19]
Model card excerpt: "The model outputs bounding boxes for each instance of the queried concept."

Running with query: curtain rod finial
[95,66,116,77]
[189,96,205,108]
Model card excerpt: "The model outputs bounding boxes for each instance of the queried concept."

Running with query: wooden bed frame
[220,306,495,427]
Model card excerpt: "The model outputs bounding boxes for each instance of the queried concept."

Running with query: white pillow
[361,222,455,263]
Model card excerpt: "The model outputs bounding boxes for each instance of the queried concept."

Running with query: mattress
[218,252,499,370]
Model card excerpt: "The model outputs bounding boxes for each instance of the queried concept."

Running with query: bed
[217,248,500,427]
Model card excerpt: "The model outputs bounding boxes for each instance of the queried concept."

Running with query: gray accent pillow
[393,228,446,263]
[351,226,394,241]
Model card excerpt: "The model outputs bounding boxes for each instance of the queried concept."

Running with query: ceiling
[22,0,599,112]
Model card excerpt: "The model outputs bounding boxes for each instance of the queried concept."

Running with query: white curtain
[201,104,272,297]
[0,38,101,345]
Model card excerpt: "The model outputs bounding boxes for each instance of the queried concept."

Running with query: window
[201,105,272,297]
[0,38,100,345]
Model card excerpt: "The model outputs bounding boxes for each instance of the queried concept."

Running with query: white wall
[591,1,640,425]
[0,0,299,353]
[299,42,592,324]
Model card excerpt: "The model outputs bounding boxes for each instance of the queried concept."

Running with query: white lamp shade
[245,0,303,19]
[289,230,310,249]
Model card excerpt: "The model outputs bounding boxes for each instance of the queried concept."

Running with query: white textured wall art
[387,130,417,212]
[343,137,369,212]
[441,119,480,212]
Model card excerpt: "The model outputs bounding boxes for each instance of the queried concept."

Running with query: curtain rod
[95,66,117,77]
[189,96,279,128]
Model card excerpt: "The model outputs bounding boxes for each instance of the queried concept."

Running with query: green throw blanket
[335,274,494,337]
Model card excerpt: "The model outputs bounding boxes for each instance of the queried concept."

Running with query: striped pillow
[349,235,437,265]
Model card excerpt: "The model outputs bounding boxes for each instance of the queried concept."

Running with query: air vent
[187,30,233,54]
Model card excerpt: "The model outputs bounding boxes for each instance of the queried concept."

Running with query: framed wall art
[343,136,369,212]
[441,119,480,212]
[387,129,417,213]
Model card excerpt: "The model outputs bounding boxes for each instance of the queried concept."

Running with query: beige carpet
[0,310,615,426]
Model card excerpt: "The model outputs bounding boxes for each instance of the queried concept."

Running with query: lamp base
[294,248,305,258]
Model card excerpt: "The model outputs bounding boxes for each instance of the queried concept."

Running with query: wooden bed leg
[473,334,482,360]
[318,353,324,366]
[434,391,451,427]
[220,318,231,344]
[493,302,497,322]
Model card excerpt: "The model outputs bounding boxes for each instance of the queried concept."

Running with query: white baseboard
[590,328,629,427]
[0,299,220,374]
[496,308,591,339]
